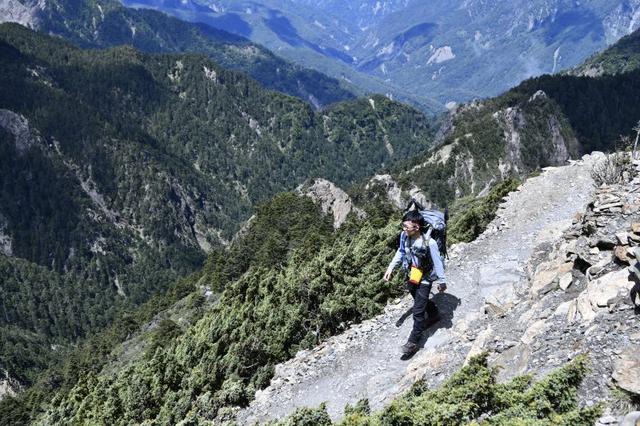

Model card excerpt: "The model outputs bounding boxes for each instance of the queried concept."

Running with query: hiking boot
[424,313,441,328]
[400,341,417,355]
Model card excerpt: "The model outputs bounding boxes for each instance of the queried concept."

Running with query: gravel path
[238,153,602,424]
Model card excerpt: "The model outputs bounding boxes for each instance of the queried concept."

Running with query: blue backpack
[405,199,448,259]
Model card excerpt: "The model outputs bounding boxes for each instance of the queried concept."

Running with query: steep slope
[572,27,640,76]
[383,57,640,210]
[261,154,640,426]
[239,153,602,422]
[7,53,637,423]
[0,192,404,424]
[124,0,640,105]
[0,0,355,108]
[0,22,434,391]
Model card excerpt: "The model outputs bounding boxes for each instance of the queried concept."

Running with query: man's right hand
[383,270,392,281]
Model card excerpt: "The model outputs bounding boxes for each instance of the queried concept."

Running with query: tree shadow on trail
[400,292,462,360]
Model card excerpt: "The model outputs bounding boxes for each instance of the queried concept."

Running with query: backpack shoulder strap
[420,228,433,249]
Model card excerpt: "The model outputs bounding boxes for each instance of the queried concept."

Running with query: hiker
[383,209,447,355]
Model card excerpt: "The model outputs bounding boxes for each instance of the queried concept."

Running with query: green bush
[277,354,601,426]
[448,178,521,243]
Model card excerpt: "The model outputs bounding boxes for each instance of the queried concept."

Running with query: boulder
[615,246,631,264]
[632,223,640,234]
[572,212,584,224]
[576,269,633,321]
[559,272,573,291]
[493,344,531,382]
[565,239,578,256]
[521,319,549,345]
[620,411,640,426]
[465,326,493,363]
[613,350,640,395]
[617,232,630,245]
[530,261,573,297]
[553,300,573,317]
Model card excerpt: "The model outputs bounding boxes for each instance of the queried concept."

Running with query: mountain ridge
[124,0,640,106]
[0,0,357,108]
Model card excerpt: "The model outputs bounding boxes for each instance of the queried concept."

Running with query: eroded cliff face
[0,0,44,28]
[400,90,579,205]
[0,369,20,400]
[297,178,364,229]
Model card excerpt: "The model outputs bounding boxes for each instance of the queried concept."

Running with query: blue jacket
[386,231,446,284]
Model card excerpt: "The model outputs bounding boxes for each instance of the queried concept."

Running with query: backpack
[405,198,448,259]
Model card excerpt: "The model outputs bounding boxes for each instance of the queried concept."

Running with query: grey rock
[621,411,640,426]
[617,232,630,245]
[559,272,573,291]
[598,415,619,424]
[613,349,640,395]
[298,178,363,228]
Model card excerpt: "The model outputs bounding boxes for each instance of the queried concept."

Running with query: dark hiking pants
[407,281,439,344]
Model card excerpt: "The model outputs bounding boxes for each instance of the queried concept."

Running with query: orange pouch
[408,266,423,284]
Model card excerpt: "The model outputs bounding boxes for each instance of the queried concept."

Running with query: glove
[437,282,447,292]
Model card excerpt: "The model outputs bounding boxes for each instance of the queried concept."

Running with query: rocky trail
[238,152,640,424]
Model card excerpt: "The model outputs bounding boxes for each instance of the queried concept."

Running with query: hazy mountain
[0,0,357,108]
[125,0,640,107]
[571,26,640,76]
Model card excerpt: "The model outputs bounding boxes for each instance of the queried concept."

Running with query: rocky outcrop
[364,174,405,209]
[474,157,640,425]
[0,213,11,256]
[0,0,44,28]
[493,106,525,177]
[298,179,363,228]
[362,174,431,210]
[0,369,20,400]
[0,109,43,154]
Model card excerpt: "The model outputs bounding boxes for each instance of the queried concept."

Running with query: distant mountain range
[395,25,640,210]
[0,0,357,108]
[122,0,640,107]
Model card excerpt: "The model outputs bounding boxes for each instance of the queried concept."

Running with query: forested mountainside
[0,0,355,108]
[0,180,521,425]
[571,27,640,77]
[7,28,640,421]
[0,22,434,394]
[385,55,640,211]
[3,5,640,425]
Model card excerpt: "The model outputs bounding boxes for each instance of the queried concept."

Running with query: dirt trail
[238,153,602,424]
